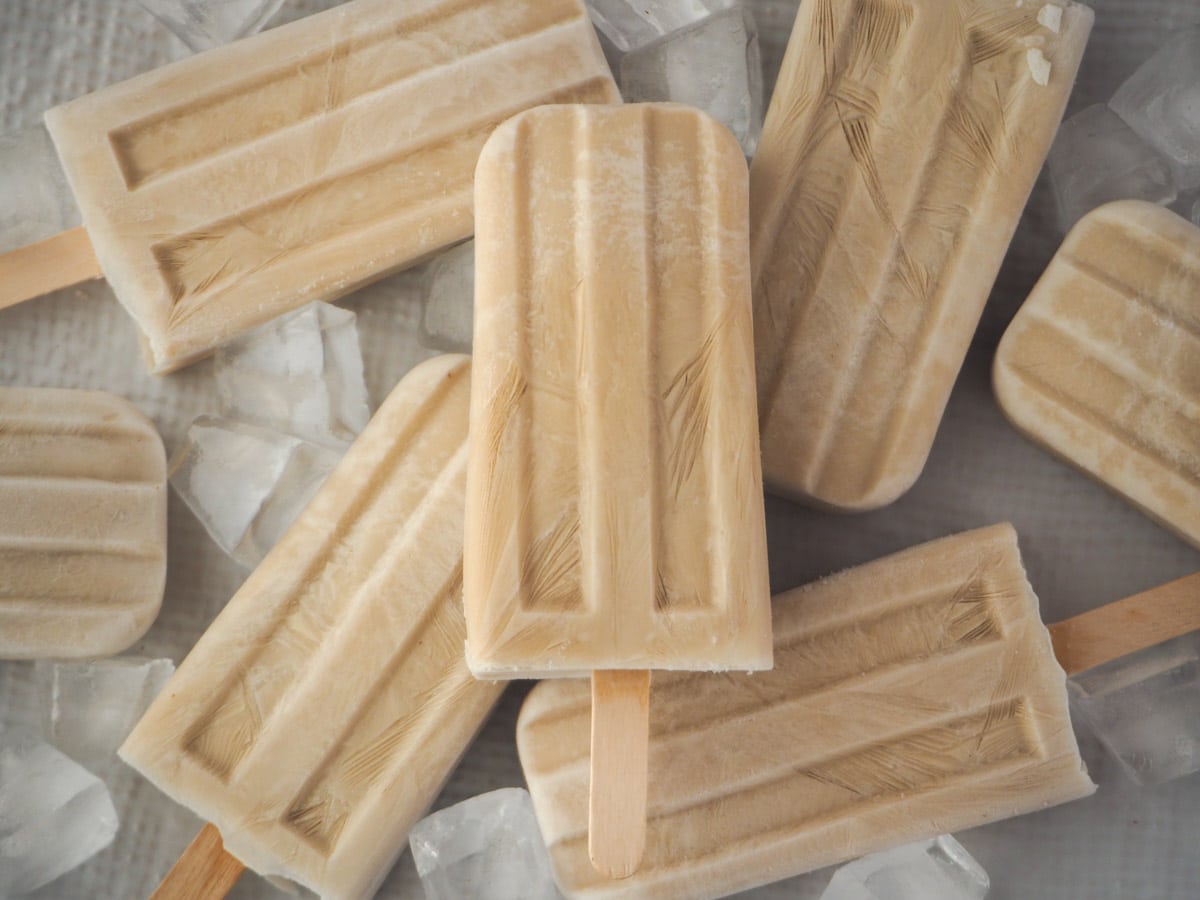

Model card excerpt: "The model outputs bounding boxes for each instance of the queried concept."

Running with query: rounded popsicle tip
[0,387,167,659]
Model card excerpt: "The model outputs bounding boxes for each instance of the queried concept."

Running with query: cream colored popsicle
[121,355,504,900]
[994,200,1200,551]
[519,524,1098,899]
[4,0,616,373]
[0,388,166,659]
[750,0,1092,511]
[464,103,772,877]
[464,103,772,676]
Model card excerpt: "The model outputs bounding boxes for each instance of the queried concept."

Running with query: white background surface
[1,1,1198,897]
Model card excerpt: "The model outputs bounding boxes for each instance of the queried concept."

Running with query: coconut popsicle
[121,355,505,900]
[463,104,773,876]
[0,0,617,374]
[749,0,1092,510]
[994,200,1200,550]
[518,524,1106,899]
[0,388,166,659]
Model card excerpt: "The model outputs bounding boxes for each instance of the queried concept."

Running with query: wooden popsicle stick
[0,226,103,311]
[1049,572,1200,676]
[150,823,244,900]
[588,669,651,880]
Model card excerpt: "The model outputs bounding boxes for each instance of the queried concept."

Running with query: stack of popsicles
[1,0,1199,897]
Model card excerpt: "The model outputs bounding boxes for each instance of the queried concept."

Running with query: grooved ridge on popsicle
[153,76,615,313]
[0,388,167,659]
[182,367,466,779]
[108,0,583,188]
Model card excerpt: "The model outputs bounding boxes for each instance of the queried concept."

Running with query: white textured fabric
[0,1,1197,898]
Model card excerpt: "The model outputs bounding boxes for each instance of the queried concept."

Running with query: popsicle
[120,355,505,900]
[464,103,772,875]
[0,0,617,374]
[994,200,1200,550]
[749,0,1093,510]
[518,524,1200,899]
[0,388,166,659]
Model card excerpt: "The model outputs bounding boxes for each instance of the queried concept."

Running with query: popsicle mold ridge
[749,0,1093,510]
[464,103,772,677]
[994,200,1200,550]
[0,388,167,659]
[120,356,505,900]
[518,524,1096,899]
[44,0,618,373]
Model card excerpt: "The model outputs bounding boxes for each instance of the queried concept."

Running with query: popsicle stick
[589,669,651,879]
[1049,572,1200,676]
[0,226,102,310]
[150,824,244,900]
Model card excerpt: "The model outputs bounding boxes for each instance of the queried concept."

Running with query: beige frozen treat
[995,201,1200,550]
[519,524,1097,899]
[464,103,772,677]
[39,0,617,373]
[0,388,166,659]
[121,355,505,900]
[749,0,1092,511]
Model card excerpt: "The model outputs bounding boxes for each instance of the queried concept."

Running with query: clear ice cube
[0,731,119,896]
[819,836,990,900]
[1046,104,1177,231]
[409,788,561,900]
[1068,630,1200,785]
[1109,26,1200,191]
[747,0,799,97]
[615,4,765,156]
[136,0,286,51]
[588,0,734,52]
[215,302,370,448]
[36,658,175,774]
[0,124,80,254]
[419,241,475,354]
[170,416,342,568]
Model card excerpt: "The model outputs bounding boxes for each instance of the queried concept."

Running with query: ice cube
[419,241,475,354]
[170,417,342,568]
[0,731,119,896]
[819,835,990,900]
[1109,26,1200,190]
[1046,104,1177,231]
[215,302,370,448]
[409,788,561,900]
[0,124,80,253]
[1068,630,1200,785]
[588,0,733,52]
[747,0,799,96]
[615,4,765,156]
[36,658,175,774]
[136,0,285,51]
